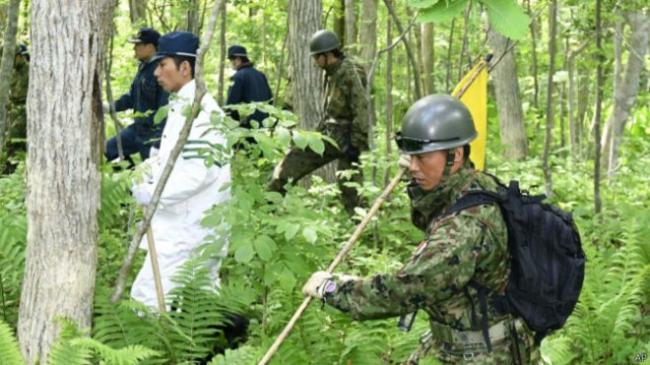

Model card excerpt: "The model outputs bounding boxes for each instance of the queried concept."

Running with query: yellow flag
[452,61,488,170]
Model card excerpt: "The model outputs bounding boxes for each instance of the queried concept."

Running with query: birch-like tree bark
[542,0,558,197]
[421,23,434,94]
[18,0,117,363]
[487,28,528,160]
[359,0,377,68]
[0,0,21,157]
[527,0,539,109]
[344,0,357,53]
[603,11,649,178]
[288,0,323,130]
[128,0,147,25]
[593,0,604,213]
[217,0,227,105]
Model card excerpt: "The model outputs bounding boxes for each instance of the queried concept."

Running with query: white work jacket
[131,80,231,309]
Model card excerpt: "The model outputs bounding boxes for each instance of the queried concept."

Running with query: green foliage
[0,319,23,365]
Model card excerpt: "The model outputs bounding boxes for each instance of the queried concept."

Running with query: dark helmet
[309,30,340,56]
[396,94,476,155]
[227,45,248,59]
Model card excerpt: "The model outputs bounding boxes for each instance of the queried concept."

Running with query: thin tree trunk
[0,0,21,157]
[542,0,557,197]
[527,0,539,109]
[344,0,357,53]
[217,0,227,105]
[568,41,588,161]
[576,69,591,156]
[457,2,471,82]
[600,13,624,162]
[445,19,456,92]
[560,36,569,149]
[359,0,377,69]
[383,0,421,99]
[128,0,147,25]
[333,0,345,46]
[593,0,603,214]
[604,11,649,178]
[186,0,200,34]
[384,6,393,187]
[487,28,528,160]
[421,23,434,94]
[18,0,117,362]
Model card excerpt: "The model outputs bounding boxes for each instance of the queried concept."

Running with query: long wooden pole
[258,167,406,365]
[146,225,166,313]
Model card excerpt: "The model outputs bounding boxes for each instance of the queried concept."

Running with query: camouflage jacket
[325,166,538,362]
[322,57,369,151]
[10,60,29,105]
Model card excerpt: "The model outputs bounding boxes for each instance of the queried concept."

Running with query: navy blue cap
[152,31,199,61]
[227,45,248,59]
[128,28,161,46]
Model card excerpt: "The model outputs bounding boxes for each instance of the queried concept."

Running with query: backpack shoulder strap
[447,190,501,215]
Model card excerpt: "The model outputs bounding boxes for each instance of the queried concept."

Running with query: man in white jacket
[130,31,231,309]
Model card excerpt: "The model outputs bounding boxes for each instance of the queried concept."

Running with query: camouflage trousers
[268,139,364,215]
[5,103,26,156]
[402,322,540,365]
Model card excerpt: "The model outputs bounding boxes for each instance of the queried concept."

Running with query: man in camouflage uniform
[303,95,540,364]
[268,29,369,215]
[6,44,29,157]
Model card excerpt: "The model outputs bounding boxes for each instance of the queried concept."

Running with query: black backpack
[448,178,586,348]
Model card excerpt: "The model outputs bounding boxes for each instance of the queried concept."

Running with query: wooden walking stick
[258,167,407,365]
[145,224,166,313]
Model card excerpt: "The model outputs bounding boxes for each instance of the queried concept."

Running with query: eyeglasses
[394,132,459,152]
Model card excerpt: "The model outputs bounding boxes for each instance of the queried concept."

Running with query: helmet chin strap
[443,148,456,178]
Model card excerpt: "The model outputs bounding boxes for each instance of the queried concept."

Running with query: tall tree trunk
[567,41,588,161]
[445,19,455,92]
[18,0,116,362]
[333,0,345,46]
[421,23,434,94]
[604,11,649,178]
[217,0,227,105]
[359,0,377,70]
[527,0,539,109]
[457,2,471,82]
[600,13,624,162]
[384,4,394,187]
[186,0,201,34]
[128,0,147,25]
[576,68,590,156]
[344,0,357,53]
[383,0,421,99]
[487,29,528,160]
[0,0,21,157]
[542,0,557,197]
[593,0,603,214]
[288,0,323,129]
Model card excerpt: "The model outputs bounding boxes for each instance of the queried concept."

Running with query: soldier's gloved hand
[302,271,333,299]
[344,146,360,162]
[398,154,411,170]
[131,183,153,206]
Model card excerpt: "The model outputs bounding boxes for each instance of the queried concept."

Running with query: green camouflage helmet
[309,30,340,56]
[396,94,477,155]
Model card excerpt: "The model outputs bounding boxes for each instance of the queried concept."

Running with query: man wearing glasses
[268,30,369,215]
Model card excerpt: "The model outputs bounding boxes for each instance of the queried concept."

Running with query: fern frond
[0,319,23,365]
[207,345,258,365]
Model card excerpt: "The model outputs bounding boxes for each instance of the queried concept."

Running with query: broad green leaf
[302,227,317,244]
[306,133,325,156]
[408,0,440,9]
[284,223,300,240]
[153,105,169,125]
[234,242,254,263]
[480,0,530,40]
[276,126,291,146]
[293,133,308,150]
[254,235,276,261]
[417,0,469,23]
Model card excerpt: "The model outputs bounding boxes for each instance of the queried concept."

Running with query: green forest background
[0,0,648,364]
